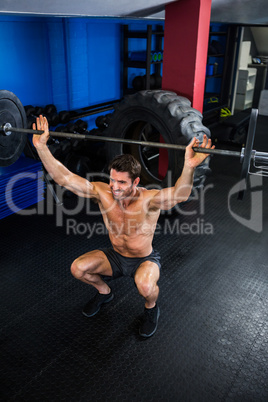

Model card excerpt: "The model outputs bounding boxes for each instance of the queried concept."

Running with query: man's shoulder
[93,181,110,190]
[90,181,110,198]
[138,186,160,198]
[138,187,161,212]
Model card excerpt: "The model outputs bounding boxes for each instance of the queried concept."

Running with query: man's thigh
[76,250,113,277]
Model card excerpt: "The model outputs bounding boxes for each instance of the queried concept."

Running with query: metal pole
[2,125,242,159]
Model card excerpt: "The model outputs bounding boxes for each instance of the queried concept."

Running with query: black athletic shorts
[100,248,161,280]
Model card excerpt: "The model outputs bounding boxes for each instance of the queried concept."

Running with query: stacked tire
[104,90,211,189]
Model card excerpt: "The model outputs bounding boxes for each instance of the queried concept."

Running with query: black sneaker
[82,291,114,317]
[139,304,160,338]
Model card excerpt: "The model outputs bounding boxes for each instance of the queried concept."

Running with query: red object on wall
[162,0,212,113]
[158,135,168,180]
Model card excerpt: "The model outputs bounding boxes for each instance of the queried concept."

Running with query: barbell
[0,90,267,198]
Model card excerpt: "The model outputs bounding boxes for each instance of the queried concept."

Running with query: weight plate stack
[0,90,27,166]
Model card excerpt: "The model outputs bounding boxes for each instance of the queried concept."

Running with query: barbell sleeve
[253,151,268,168]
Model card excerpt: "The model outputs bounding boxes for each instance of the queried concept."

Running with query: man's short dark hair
[108,154,141,182]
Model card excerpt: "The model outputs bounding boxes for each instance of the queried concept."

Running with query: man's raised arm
[32,115,99,199]
[149,135,214,210]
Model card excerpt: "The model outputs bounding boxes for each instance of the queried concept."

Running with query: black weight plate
[238,108,258,200]
[0,90,27,166]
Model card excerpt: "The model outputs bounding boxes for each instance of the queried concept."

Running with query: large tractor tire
[104,90,211,188]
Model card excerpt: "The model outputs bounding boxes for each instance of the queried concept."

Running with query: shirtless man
[33,115,213,337]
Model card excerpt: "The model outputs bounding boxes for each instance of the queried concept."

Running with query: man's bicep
[148,187,176,210]
[64,174,100,199]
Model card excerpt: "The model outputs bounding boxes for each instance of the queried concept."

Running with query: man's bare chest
[99,196,157,236]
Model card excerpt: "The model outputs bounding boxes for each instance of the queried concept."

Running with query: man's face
[109,169,138,200]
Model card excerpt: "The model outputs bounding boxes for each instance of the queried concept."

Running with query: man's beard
[112,185,134,200]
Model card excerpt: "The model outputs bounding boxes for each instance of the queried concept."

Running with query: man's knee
[70,257,85,279]
[137,280,155,298]
[135,266,159,298]
[70,255,96,279]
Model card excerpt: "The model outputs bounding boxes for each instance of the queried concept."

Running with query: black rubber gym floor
[1,152,268,401]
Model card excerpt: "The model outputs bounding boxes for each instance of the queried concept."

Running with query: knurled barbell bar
[0,90,267,199]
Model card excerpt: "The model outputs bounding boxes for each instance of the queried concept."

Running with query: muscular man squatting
[33,115,214,338]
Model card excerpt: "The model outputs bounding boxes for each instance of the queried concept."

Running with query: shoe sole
[139,307,160,338]
[82,293,114,317]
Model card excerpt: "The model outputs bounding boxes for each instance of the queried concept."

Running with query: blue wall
[0,17,52,106]
[0,16,164,124]
[0,15,164,217]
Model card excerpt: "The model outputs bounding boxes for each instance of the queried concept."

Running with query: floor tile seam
[0,277,75,334]
[9,343,73,401]
[4,304,132,399]
[11,304,139,400]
